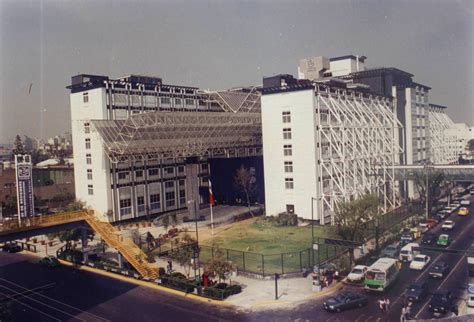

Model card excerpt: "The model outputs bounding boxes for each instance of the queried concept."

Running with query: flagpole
[209,165,214,236]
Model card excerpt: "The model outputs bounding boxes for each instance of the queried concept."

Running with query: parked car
[323,292,368,312]
[445,205,459,213]
[418,223,429,233]
[381,244,399,258]
[428,291,458,316]
[400,231,414,246]
[347,265,368,283]
[461,199,471,206]
[437,234,451,247]
[410,227,422,239]
[422,232,437,245]
[406,281,428,302]
[441,220,455,231]
[429,262,450,279]
[2,243,22,253]
[458,207,470,216]
[470,189,474,195]
[426,218,439,228]
[39,256,60,268]
[410,254,430,270]
[435,211,450,221]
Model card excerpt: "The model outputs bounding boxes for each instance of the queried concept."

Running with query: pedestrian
[400,306,407,322]
[384,297,390,311]
[406,302,412,319]
[334,270,339,282]
[378,299,386,312]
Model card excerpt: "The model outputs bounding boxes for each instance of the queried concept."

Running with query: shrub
[160,274,194,293]
[158,267,166,276]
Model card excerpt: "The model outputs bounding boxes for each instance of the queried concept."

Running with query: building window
[179,179,185,187]
[200,163,208,171]
[175,98,181,106]
[286,204,295,214]
[83,92,89,103]
[164,181,174,189]
[185,99,194,106]
[136,170,143,179]
[283,145,292,156]
[118,172,128,180]
[137,196,145,213]
[119,199,132,216]
[165,191,176,207]
[283,128,292,140]
[285,178,294,189]
[86,154,92,165]
[85,138,91,149]
[88,184,94,195]
[164,167,174,175]
[178,165,185,173]
[87,169,93,180]
[150,193,160,210]
[282,111,291,123]
[179,190,186,204]
[148,168,159,176]
[160,97,171,105]
[284,161,293,173]
[84,122,90,134]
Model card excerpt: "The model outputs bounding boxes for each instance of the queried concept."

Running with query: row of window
[117,167,185,180]
[118,190,186,216]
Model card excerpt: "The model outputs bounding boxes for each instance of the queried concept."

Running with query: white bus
[364,258,400,292]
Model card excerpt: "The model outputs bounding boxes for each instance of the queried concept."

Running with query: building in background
[428,104,458,164]
[261,74,402,223]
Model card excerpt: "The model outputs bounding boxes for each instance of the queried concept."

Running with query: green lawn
[198,217,341,275]
[201,216,337,254]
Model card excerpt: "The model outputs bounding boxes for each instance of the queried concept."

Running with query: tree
[161,215,170,231]
[204,248,236,283]
[146,232,155,250]
[23,136,33,152]
[170,244,193,278]
[413,171,445,216]
[49,228,94,250]
[468,139,474,152]
[11,134,25,157]
[58,199,85,212]
[334,194,379,264]
[233,165,256,208]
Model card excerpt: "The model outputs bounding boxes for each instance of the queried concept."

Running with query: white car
[442,220,455,231]
[410,254,431,270]
[347,265,368,282]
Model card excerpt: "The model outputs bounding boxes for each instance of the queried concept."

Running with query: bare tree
[233,165,256,209]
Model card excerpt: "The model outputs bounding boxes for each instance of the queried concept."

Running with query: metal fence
[180,243,347,277]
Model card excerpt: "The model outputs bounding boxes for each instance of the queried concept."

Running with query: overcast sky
[0,0,472,143]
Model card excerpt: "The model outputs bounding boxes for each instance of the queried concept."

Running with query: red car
[426,219,439,229]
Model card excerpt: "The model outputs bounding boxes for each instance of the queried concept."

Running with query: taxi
[458,207,469,216]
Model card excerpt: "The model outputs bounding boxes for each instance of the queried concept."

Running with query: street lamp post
[187,199,200,280]
[424,165,433,221]
[311,197,320,287]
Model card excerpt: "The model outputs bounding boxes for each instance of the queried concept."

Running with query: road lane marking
[0,291,62,322]
[414,220,474,318]
[355,313,366,322]
[0,278,110,321]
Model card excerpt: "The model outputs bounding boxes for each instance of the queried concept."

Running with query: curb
[305,282,344,300]
[251,299,291,308]
[58,259,232,307]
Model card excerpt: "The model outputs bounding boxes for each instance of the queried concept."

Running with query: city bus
[364,258,400,292]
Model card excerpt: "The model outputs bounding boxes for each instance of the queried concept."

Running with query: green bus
[364,257,399,292]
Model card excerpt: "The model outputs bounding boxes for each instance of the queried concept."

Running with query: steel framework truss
[92,112,262,163]
[428,107,457,164]
[314,86,404,224]
[200,87,261,113]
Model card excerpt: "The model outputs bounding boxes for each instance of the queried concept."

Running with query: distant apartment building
[427,104,458,164]
[261,74,401,223]
[68,74,214,222]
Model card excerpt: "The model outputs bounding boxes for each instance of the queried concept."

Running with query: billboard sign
[15,155,35,223]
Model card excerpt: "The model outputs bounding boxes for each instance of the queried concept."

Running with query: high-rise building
[261,74,402,223]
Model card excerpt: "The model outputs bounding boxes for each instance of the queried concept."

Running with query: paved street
[1,198,473,322]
